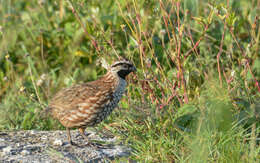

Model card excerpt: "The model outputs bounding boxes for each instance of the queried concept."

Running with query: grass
[0,0,259,162]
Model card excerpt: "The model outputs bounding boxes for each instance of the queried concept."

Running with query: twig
[184,24,209,58]
[67,0,101,54]
[228,26,260,93]
[216,17,227,87]
[176,1,188,104]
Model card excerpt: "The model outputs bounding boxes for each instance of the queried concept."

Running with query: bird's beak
[132,66,137,72]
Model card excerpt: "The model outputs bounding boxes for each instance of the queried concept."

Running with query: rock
[20,149,31,155]
[2,146,13,155]
[52,139,63,146]
[0,130,131,162]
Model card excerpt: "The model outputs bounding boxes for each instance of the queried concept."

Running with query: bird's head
[110,59,136,79]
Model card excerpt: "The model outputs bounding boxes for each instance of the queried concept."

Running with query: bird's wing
[49,83,99,110]
[49,82,113,119]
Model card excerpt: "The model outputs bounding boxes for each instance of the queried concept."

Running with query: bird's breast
[97,78,127,119]
[81,78,127,126]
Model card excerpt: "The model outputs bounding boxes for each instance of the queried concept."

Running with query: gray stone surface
[0,130,130,162]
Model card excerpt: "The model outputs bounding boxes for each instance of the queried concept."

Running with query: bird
[47,58,136,145]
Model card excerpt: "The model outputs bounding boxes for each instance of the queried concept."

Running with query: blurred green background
[0,0,259,162]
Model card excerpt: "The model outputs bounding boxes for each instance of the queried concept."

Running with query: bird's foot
[69,140,78,146]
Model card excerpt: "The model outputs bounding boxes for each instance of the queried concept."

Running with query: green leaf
[176,104,197,118]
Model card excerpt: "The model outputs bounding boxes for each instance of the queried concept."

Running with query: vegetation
[0,0,259,162]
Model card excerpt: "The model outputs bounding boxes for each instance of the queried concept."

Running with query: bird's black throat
[117,70,131,79]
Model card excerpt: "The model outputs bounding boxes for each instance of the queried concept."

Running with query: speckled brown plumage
[48,59,136,145]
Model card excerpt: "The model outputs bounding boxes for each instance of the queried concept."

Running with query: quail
[48,59,136,145]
